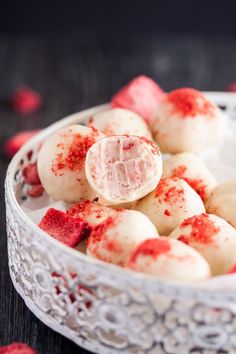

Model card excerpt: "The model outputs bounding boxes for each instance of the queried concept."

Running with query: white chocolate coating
[128,238,211,283]
[87,209,159,266]
[85,135,162,205]
[206,181,236,229]
[170,213,236,275]
[37,125,104,203]
[66,200,117,226]
[151,88,222,153]
[162,153,217,202]
[89,108,152,139]
[135,177,205,235]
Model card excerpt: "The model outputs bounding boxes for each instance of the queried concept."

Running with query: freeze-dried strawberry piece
[11,86,42,115]
[0,342,38,354]
[23,163,44,198]
[227,83,236,92]
[4,130,40,158]
[23,163,41,185]
[28,184,44,198]
[111,75,164,124]
[39,208,91,247]
[226,263,236,274]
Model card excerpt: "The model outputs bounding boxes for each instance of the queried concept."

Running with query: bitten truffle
[85,135,162,205]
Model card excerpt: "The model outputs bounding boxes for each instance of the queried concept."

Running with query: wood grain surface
[0,34,235,354]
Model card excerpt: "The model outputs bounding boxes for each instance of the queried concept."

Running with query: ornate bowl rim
[5,95,236,296]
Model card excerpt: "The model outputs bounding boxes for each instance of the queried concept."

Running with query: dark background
[1,1,236,354]
[1,0,236,36]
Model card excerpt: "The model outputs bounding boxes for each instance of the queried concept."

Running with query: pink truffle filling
[87,136,160,201]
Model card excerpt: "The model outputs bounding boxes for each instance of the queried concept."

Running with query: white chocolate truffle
[151,88,222,153]
[37,125,104,203]
[162,153,217,202]
[170,213,236,275]
[206,181,236,228]
[135,177,205,235]
[85,135,162,205]
[128,238,211,283]
[66,200,117,225]
[89,108,152,139]
[87,209,158,266]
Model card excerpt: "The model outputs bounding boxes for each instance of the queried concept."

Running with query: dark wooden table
[0,33,236,354]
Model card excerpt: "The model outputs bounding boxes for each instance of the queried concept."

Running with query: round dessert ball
[66,200,117,226]
[111,75,164,124]
[206,182,236,229]
[87,209,159,266]
[128,238,211,283]
[162,153,217,202]
[135,177,205,235]
[151,88,222,153]
[225,263,236,274]
[37,125,104,203]
[170,213,236,275]
[85,135,162,205]
[88,108,152,139]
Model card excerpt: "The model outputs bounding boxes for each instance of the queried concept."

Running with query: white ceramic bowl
[5,94,236,354]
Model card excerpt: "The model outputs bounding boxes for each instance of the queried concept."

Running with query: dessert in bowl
[5,76,236,353]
